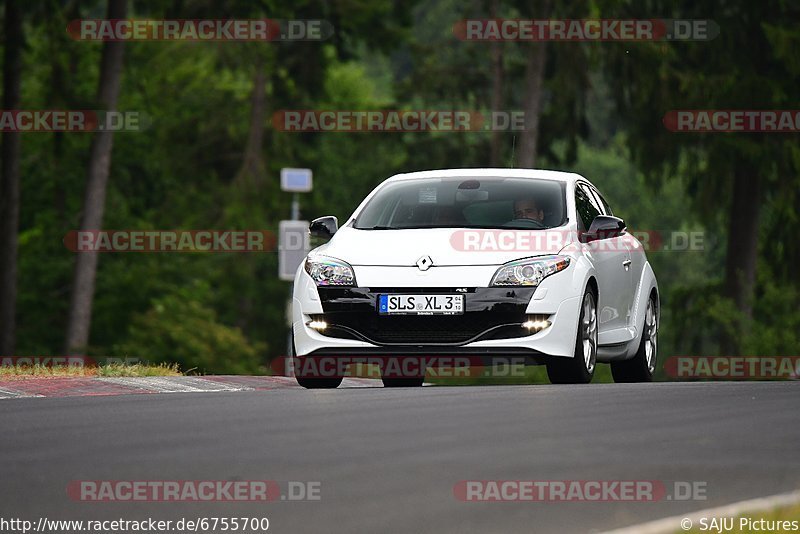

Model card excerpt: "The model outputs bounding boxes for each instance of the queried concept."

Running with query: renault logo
[416,255,433,271]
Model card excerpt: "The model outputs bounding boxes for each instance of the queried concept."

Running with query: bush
[115,282,266,375]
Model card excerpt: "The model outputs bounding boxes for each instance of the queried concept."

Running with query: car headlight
[304,256,356,286]
[490,256,571,287]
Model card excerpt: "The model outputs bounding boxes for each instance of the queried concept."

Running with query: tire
[291,333,342,389]
[381,360,425,388]
[381,376,425,388]
[611,293,658,383]
[295,373,343,389]
[546,288,597,384]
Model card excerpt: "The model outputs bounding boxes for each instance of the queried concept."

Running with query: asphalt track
[1,381,799,533]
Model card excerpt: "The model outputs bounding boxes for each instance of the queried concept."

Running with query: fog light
[522,319,551,333]
[308,320,328,331]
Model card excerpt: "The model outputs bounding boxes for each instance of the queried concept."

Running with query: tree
[64,0,127,355]
[235,64,267,188]
[599,0,800,353]
[488,0,504,166]
[0,0,23,355]
[516,0,552,168]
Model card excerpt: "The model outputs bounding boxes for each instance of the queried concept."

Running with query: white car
[291,169,658,388]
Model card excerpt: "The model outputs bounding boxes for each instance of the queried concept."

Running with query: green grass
[0,362,181,379]
[96,362,181,377]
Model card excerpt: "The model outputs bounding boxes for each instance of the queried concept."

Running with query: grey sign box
[280,168,313,192]
[279,220,310,281]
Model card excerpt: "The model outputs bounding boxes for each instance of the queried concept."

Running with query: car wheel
[381,376,425,388]
[381,362,425,387]
[611,293,658,383]
[291,333,342,389]
[546,288,597,384]
[295,374,343,389]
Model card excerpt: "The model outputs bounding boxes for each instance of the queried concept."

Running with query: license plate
[378,294,464,315]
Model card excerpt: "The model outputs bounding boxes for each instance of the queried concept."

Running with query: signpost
[279,168,313,375]
[278,167,313,280]
[281,168,313,219]
[278,220,310,281]
[280,167,313,193]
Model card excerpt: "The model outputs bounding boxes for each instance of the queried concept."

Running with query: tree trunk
[232,64,267,331]
[48,0,77,223]
[516,0,552,168]
[65,0,127,355]
[722,164,761,354]
[517,40,548,168]
[488,0,504,166]
[234,65,266,187]
[0,0,23,355]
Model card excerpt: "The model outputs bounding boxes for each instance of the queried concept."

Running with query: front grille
[313,286,540,345]
[313,312,528,344]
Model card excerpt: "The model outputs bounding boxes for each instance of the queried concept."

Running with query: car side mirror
[583,215,626,242]
[309,216,338,242]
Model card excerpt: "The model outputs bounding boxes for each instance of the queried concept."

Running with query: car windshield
[353,177,567,230]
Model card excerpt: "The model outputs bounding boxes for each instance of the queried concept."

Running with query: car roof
[386,168,587,185]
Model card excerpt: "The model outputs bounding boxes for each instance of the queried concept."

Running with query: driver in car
[513,198,545,223]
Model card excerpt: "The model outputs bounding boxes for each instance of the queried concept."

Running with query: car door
[588,185,641,330]
[575,182,631,333]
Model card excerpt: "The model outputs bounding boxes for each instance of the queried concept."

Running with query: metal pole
[291,193,299,220]
[286,192,300,376]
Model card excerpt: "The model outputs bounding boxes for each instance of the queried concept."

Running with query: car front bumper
[292,271,582,361]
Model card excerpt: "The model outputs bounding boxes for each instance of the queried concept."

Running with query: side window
[589,186,613,216]
[574,184,600,231]
[582,184,605,218]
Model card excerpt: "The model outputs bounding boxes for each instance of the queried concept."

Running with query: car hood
[312,226,574,267]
